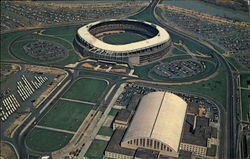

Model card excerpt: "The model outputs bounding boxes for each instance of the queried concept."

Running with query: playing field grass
[97,126,114,136]
[63,78,108,103]
[26,128,73,152]
[241,89,250,121]
[85,139,108,159]
[38,100,93,131]
[102,32,145,45]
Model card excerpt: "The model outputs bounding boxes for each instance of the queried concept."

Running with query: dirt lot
[0,142,18,159]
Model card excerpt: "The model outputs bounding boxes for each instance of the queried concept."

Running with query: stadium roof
[77,19,170,53]
[122,91,187,153]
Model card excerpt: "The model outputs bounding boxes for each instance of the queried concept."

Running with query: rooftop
[77,19,170,53]
[105,128,135,156]
[115,109,132,123]
[134,148,160,159]
[182,114,210,147]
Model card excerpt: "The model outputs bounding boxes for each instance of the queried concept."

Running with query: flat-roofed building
[180,114,210,156]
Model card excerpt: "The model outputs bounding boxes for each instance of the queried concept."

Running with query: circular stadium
[73,19,171,65]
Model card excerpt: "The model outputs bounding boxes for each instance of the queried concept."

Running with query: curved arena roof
[122,91,187,153]
[77,19,170,53]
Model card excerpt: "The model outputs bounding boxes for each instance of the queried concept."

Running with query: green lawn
[1,31,28,60]
[241,89,250,121]
[226,57,249,72]
[130,6,156,23]
[103,32,145,45]
[97,126,114,136]
[211,127,218,138]
[85,140,108,159]
[63,78,108,103]
[26,128,73,152]
[206,144,217,157]
[38,100,93,131]
[134,62,160,80]
[43,25,80,36]
[240,73,250,88]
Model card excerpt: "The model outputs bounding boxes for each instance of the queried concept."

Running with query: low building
[113,109,133,130]
[180,114,210,156]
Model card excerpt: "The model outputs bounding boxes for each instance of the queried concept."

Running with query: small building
[113,109,133,130]
[180,114,210,156]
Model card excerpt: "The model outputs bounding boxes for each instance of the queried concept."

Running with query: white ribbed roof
[77,19,170,53]
[123,91,187,152]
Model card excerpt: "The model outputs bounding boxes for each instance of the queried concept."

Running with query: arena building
[105,91,188,158]
[74,19,171,65]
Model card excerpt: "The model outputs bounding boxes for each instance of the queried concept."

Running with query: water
[161,0,250,22]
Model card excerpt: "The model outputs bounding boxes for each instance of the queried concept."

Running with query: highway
[150,0,236,158]
[0,0,237,159]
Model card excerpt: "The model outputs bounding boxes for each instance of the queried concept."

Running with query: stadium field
[102,32,145,45]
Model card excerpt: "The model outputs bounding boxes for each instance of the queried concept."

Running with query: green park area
[211,127,218,138]
[102,32,145,45]
[38,100,93,131]
[85,139,108,159]
[97,126,114,136]
[63,77,108,103]
[26,128,73,152]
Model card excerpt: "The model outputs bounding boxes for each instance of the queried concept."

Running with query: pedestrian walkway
[35,125,75,135]
[60,97,95,105]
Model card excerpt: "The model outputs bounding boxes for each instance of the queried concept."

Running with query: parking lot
[152,60,205,78]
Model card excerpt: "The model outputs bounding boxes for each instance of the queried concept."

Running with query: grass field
[85,139,108,159]
[63,78,108,103]
[134,62,160,80]
[102,32,145,45]
[1,31,29,60]
[26,128,73,152]
[241,89,250,121]
[38,100,93,131]
[97,126,114,136]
